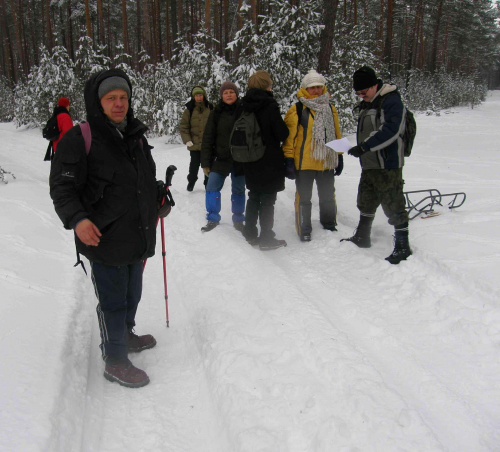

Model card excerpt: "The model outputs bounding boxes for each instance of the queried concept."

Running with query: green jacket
[179,86,213,151]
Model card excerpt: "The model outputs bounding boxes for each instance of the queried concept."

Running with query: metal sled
[404,189,466,220]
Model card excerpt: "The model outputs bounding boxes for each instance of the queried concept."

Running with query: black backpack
[42,114,60,141]
[377,95,417,157]
[230,111,266,163]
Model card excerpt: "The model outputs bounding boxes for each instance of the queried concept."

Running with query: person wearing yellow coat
[283,69,343,242]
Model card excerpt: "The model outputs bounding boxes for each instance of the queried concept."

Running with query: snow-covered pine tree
[14,45,77,127]
[73,35,111,121]
[229,0,323,113]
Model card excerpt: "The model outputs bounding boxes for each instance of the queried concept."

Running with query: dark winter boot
[201,221,220,232]
[341,214,374,248]
[128,331,157,353]
[104,359,150,388]
[385,223,412,264]
[259,237,287,251]
[187,175,197,192]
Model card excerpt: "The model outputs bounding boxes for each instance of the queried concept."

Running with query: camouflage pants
[357,168,408,226]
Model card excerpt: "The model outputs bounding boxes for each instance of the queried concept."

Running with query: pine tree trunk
[317,0,339,75]
[84,0,92,40]
[121,0,130,55]
[429,0,443,72]
[97,0,105,45]
[384,0,394,71]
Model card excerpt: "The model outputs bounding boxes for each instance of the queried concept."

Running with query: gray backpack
[229,111,266,163]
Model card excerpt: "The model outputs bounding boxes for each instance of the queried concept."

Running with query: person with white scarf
[282,70,343,242]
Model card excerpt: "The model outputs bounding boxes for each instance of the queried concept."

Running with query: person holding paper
[282,70,343,242]
[341,65,411,265]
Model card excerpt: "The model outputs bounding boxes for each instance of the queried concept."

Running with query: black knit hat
[353,66,378,91]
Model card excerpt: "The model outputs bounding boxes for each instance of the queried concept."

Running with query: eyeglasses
[355,88,370,96]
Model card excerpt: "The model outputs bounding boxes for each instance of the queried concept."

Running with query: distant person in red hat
[52,97,73,152]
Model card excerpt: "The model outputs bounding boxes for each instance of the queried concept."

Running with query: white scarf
[299,94,338,169]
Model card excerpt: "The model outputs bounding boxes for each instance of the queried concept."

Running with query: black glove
[284,158,296,180]
[157,181,166,204]
[157,180,172,218]
[335,154,343,176]
[158,202,172,218]
[348,145,366,158]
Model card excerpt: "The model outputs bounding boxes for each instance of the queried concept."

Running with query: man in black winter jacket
[50,69,170,388]
[341,65,412,264]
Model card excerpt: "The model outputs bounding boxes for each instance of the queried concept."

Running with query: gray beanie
[98,76,131,99]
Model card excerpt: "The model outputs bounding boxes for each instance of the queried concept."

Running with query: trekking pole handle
[164,165,177,207]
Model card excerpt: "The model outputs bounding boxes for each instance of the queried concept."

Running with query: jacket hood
[372,83,397,102]
[185,85,212,110]
[84,69,145,138]
[242,88,275,113]
[296,85,327,100]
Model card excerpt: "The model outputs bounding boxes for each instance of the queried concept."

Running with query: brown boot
[128,331,157,353]
[104,359,150,388]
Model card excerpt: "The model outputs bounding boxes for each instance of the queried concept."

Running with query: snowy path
[1,92,500,452]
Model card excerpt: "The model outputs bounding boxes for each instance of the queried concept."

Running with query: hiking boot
[128,331,157,353]
[385,243,412,264]
[385,223,412,264]
[300,233,311,242]
[245,236,260,246]
[259,238,287,251]
[323,226,337,231]
[340,214,374,248]
[104,359,150,388]
[233,221,245,232]
[201,221,219,232]
[341,234,371,248]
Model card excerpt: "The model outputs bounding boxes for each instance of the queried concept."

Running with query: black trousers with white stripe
[90,261,143,362]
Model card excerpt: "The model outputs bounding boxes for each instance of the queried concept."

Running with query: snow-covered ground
[1,92,500,452]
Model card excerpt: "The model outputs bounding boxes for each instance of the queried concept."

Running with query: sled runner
[404,189,466,220]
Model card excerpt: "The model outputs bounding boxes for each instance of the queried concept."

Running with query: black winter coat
[240,89,289,193]
[49,69,158,266]
[200,99,244,177]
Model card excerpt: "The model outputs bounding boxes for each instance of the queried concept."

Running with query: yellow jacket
[283,87,342,171]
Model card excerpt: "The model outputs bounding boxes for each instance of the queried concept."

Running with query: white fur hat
[301,69,326,89]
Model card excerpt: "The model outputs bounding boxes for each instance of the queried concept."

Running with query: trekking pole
[142,165,176,327]
[161,165,176,327]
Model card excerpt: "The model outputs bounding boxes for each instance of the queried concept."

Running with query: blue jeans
[205,171,245,223]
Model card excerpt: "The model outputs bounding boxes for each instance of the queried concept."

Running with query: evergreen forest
[1,0,499,136]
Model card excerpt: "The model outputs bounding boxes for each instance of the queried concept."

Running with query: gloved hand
[202,167,210,178]
[156,180,166,204]
[348,145,366,158]
[186,141,193,147]
[284,158,296,180]
[158,202,172,218]
[335,153,343,176]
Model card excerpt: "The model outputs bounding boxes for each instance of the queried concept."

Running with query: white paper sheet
[325,137,354,153]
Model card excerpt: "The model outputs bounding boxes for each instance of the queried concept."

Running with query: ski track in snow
[2,92,500,452]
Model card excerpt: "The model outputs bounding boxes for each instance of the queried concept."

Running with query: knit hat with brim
[248,70,272,91]
[353,66,378,91]
[98,76,131,99]
[219,81,239,97]
[301,69,326,89]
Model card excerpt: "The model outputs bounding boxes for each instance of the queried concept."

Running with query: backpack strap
[79,121,92,155]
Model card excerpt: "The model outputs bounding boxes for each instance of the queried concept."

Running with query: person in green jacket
[179,86,213,191]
